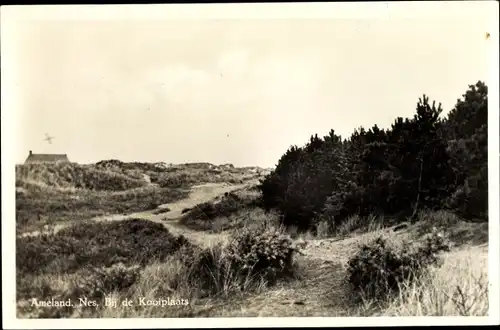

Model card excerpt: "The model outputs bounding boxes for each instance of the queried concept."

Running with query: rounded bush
[345,231,451,299]
[227,226,297,279]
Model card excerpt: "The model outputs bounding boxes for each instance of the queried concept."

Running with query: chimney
[29,150,32,156]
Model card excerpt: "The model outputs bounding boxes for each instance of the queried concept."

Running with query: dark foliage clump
[183,193,242,220]
[152,207,171,215]
[180,192,262,224]
[72,263,142,300]
[185,226,299,296]
[345,231,451,300]
[227,225,297,280]
[16,218,192,276]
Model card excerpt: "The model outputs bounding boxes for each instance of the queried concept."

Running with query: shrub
[445,167,488,220]
[73,263,141,300]
[182,193,244,221]
[179,192,263,230]
[183,225,299,297]
[346,231,451,300]
[380,245,488,316]
[226,225,297,281]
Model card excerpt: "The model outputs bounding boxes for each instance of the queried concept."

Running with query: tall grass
[380,246,488,316]
[334,214,387,236]
[96,246,271,318]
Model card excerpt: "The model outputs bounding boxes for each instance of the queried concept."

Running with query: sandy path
[19,177,489,317]
[19,181,255,243]
[93,181,254,247]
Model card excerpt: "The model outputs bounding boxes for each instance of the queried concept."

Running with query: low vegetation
[179,189,263,231]
[15,81,490,318]
[155,169,244,188]
[16,162,148,191]
[16,186,188,233]
[380,245,488,316]
[132,162,266,188]
[15,160,268,234]
[346,230,452,301]
[16,218,192,277]
[17,217,301,318]
[180,222,299,299]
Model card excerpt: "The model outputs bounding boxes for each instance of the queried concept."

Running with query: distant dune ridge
[15,160,272,191]
[14,160,269,237]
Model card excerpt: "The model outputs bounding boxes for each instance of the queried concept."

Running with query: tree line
[259,81,488,231]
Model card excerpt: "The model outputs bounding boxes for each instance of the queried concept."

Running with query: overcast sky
[2,3,496,167]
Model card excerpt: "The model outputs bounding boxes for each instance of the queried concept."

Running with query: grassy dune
[16,163,148,191]
[153,166,264,188]
[16,214,298,318]
[16,208,489,317]
[16,186,188,234]
[15,161,489,318]
[15,161,267,234]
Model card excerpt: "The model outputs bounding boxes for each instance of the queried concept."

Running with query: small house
[24,150,70,164]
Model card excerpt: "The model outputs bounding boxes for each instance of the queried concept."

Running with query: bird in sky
[43,133,55,144]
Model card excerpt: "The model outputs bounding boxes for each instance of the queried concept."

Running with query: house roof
[25,153,70,163]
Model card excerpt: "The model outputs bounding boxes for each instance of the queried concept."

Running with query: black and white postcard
[2,2,499,328]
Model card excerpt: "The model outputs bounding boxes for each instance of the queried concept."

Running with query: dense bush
[16,219,192,275]
[184,225,299,296]
[181,192,261,222]
[74,263,142,300]
[345,231,451,299]
[259,81,488,231]
[227,225,296,279]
